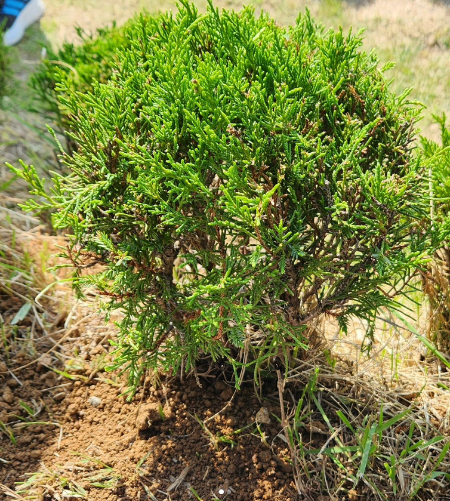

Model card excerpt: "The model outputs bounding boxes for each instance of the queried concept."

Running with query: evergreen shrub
[422,116,450,220]
[14,1,445,387]
[421,117,450,350]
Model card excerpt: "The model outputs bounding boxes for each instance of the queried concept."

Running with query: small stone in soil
[88,396,102,407]
[2,387,14,404]
[255,407,271,424]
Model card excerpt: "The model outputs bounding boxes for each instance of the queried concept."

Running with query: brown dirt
[0,346,302,500]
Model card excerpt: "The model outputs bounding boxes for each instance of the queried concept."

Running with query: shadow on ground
[343,0,375,7]
[430,0,450,6]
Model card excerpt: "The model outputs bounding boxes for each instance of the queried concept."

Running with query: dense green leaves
[31,23,130,130]
[14,1,446,387]
[421,116,450,350]
[422,115,450,215]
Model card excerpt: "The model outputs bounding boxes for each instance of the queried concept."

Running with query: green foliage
[31,23,131,128]
[13,1,445,388]
[421,116,450,350]
[422,114,450,215]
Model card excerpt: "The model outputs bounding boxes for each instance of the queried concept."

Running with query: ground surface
[1,1,450,500]
[0,341,299,501]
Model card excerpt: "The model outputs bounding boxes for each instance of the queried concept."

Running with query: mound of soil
[0,352,304,501]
